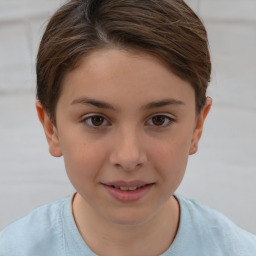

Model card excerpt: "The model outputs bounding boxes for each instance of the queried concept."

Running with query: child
[0,0,255,255]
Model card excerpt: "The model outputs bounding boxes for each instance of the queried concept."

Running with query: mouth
[109,184,149,191]
[101,181,154,202]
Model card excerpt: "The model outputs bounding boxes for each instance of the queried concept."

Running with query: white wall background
[0,0,255,234]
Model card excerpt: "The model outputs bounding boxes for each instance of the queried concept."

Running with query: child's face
[38,48,211,225]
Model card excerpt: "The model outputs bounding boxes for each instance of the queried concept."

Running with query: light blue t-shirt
[0,194,255,256]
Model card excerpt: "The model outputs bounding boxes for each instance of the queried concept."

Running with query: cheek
[150,136,192,185]
[60,137,107,186]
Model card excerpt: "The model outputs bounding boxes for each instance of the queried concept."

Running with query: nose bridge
[109,124,147,171]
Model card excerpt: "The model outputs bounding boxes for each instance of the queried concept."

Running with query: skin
[36,48,211,256]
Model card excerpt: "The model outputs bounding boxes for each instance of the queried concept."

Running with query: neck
[72,193,180,256]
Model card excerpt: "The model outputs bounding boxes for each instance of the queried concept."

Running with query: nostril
[109,136,147,171]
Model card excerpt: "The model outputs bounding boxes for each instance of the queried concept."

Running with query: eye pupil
[91,116,104,126]
[152,116,165,126]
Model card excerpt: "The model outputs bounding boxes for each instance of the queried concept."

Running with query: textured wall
[0,0,255,234]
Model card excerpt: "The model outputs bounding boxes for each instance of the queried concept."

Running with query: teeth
[115,185,144,191]
[120,186,129,191]
[128,186,138,191]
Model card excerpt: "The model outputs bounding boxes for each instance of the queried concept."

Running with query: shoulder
[175,194,256,255]
[0,197,71,256]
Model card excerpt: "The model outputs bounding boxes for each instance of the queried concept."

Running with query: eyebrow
[71,97,185,110]
[142,99,185,110]
[71,97,115,110]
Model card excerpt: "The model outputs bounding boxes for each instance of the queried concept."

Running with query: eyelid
[81,113,111,128]
[146,113,176,127]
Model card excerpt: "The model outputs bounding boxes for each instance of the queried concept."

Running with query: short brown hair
[37,0,211,124]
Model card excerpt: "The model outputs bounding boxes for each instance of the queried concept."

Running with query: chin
[104,207,157,227]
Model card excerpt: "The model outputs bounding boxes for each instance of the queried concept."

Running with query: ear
[189,97,212,155]
[36,101,63,157]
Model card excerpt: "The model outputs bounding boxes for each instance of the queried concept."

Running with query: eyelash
[82,114,175,128]
[82,114,110,128]
[146,115,174,127]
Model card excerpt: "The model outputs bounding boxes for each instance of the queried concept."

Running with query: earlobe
[189,97,212,155]
[36,101,63,157]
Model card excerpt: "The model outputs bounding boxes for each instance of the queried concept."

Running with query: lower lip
[102,184,154,203]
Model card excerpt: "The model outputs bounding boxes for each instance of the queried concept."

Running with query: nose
[109,127,147,172]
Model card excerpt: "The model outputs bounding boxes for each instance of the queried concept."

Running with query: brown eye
[84,115,108,127]
[148,115,173,127]
[91,116,104,126]
[152,116,166,126]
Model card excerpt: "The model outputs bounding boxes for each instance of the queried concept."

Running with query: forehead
[58,48,195,110]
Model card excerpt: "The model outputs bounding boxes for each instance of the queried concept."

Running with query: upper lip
[102,180,154,187]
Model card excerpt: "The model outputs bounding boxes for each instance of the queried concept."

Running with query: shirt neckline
[62,193,187,256]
